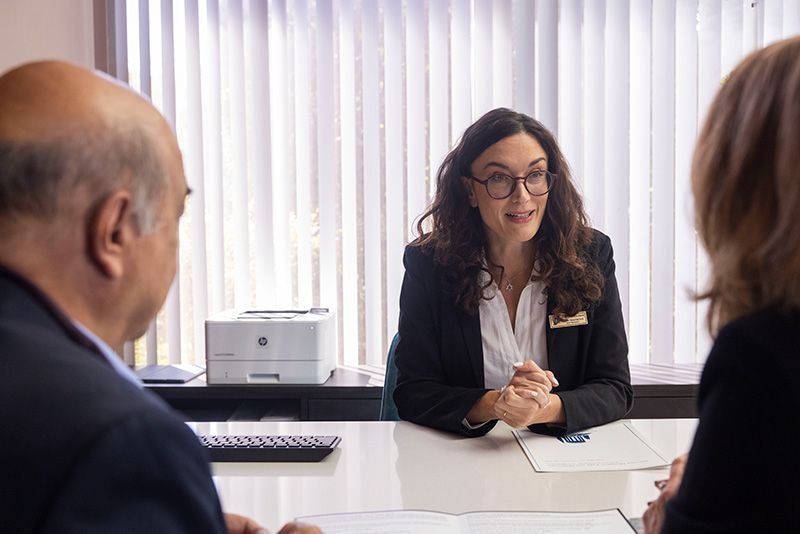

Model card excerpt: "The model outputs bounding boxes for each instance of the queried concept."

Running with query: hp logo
[257,336,268,347]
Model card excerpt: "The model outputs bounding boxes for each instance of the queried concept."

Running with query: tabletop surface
[192,418,698,528]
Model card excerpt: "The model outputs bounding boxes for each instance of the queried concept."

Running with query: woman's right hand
[506,359,557,404]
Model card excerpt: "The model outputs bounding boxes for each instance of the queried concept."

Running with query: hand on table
[224,513,320,534]
[224,513,267,534]
[276,522,322,534]
[642,454,687,534]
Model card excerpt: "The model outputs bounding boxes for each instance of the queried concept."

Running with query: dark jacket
[663,308,800,533]
[393,229,632,437]
[0,267,226,533]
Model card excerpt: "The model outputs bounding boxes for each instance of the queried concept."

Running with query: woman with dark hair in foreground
[393,108,632,437]
[643,36,800,533]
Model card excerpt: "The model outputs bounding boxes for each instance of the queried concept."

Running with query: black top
[0,266,226,533]
[663,308,800,533]
[393,229,632,437]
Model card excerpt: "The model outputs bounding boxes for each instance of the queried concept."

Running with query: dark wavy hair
[412,108,603,317]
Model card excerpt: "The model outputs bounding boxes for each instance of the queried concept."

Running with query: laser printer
[205,308,336,384]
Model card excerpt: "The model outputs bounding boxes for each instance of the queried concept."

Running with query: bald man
[0,62,318,534]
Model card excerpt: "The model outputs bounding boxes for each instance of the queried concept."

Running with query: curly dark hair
[412,108,603,317]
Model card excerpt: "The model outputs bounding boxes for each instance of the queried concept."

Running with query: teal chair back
[380,333,401,421]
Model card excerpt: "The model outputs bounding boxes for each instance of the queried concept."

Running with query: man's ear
[87,189,135,279]
[462,177,478,208]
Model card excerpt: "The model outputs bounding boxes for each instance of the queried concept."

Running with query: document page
[297,509,635,534]
[295,510,460,534]
[462,509,635,533]
[514,421,671,472]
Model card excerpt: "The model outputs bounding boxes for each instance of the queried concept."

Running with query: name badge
[548,311,588,329]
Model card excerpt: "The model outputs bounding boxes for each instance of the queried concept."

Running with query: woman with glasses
[642,36,800,533]
[393,108,632,436]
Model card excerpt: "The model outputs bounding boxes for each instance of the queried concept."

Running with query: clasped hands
[493,360,559,428]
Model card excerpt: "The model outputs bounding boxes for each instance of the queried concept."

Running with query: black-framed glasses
[469,170,555,199]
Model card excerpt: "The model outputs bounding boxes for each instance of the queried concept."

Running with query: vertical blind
[109,0,800,369]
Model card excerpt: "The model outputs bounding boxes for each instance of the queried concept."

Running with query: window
[100,0,800,368]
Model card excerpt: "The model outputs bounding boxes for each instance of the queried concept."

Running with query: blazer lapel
[545,300,581,382]
[545,299,560,378]
[457,309,484,386]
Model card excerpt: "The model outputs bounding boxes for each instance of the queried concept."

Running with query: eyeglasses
[469,170,555,199]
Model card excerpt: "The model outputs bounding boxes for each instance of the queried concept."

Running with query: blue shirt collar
[71,320,143,388]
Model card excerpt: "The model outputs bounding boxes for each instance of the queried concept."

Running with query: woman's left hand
[493,384,557,428]
[642,454,688,533]
[224,512,267,534]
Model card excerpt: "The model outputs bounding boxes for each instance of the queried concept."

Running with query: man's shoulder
[93,401,204,464]
[22,377,222,533]
[0,314,216,531]
[1,319,158,410]
[0,313,181,469]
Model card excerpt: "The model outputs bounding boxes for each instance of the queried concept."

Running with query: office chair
[380,333,401,421]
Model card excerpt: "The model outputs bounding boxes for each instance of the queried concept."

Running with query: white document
[514,421,671,472]
[296,509,635,534]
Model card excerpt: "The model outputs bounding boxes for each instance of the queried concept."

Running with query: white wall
[0,0,94,74]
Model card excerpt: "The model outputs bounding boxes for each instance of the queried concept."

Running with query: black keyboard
[199,435,341,462]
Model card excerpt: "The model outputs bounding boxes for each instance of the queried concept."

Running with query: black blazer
[0,267,226,533]
[393,229,632,437]
[663,308,800,533]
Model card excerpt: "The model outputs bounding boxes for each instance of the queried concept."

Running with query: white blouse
[461,269,549,430]
[479,273,548,390]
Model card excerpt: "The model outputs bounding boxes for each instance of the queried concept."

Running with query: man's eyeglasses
[469,170,555,199]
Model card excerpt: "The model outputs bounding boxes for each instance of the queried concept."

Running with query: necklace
[500,269,528,292]
[492,255,535,293]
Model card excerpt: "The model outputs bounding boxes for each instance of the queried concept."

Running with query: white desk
[192,419,697,528]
